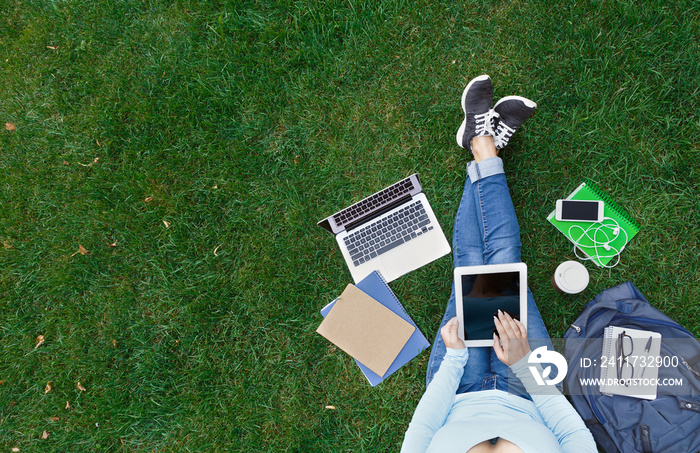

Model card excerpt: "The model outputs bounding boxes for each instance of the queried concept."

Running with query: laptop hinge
[317,218,334,234]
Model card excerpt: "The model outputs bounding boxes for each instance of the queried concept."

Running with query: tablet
[454,263,527,347]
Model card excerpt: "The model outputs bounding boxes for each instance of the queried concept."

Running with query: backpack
[563,281,700,453]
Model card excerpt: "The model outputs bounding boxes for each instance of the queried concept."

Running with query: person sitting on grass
[401,75,597,453]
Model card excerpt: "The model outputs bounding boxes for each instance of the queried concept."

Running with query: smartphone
[555,199,604,222]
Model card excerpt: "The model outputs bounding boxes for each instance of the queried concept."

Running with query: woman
[401,75,597,453]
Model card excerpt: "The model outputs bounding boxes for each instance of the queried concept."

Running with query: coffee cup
[553,261,589,294]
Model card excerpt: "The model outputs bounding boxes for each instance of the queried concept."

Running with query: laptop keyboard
[333,176,415,230]
[343,199,434,267]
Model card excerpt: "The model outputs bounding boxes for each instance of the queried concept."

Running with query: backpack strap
[584,418,618,453]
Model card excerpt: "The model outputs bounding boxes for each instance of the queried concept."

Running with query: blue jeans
[425,157,554,397]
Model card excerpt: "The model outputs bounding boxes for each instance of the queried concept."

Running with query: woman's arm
[401,318,468,452]
[494,311,597,452]
[400,347,468,452]
[511,357,597,452]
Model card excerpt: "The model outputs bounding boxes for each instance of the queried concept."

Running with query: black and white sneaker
[456,75,494,151]
[492,96,537,150]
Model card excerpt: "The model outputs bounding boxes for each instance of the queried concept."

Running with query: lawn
[1,0,699,451]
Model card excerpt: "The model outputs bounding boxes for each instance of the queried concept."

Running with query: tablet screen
[460,271,521,341]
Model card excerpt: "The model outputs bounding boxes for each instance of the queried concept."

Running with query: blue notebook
[321,271,430,386]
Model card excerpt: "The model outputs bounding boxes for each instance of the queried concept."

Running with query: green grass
[1,0,699,451]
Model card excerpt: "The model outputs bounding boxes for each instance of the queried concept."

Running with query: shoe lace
[474,110,496,137]
[493,113,515,149]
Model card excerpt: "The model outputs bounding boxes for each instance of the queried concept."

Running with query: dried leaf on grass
[77,382,86,391]
[45,382,51,394]
[65,401,70,410]
[5,122,17,131]
[78,157,99,167]
[49,416,60,422]
[35,335,45,349]
[163,220,171,228]
[42,431,49,439]
[71,244,89,257]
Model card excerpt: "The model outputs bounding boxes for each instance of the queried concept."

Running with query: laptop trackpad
[382,245,418,275]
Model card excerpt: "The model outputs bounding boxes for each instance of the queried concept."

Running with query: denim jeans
[425,157,554,397]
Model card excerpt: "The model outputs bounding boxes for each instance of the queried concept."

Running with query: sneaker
[456,75,494,151]
[492,96,537,149]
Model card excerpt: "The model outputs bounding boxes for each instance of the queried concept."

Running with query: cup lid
[554,261,589,294]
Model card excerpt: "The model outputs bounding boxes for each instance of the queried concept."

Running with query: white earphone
[568,217,628,268]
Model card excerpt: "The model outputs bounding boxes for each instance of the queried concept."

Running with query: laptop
[318,174,451,283]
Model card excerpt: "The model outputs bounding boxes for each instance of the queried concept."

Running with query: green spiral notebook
[547,181,640,267]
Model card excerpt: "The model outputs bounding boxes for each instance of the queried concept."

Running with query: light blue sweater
[401,348,597,453]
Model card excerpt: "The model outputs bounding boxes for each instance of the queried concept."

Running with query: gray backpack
[563,282,700,453]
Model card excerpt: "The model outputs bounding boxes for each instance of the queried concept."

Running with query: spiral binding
[583,179,640,233]
[374,270,414,326]
[599,326,616,393]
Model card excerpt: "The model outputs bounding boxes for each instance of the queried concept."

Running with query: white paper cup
[553,261,589,294]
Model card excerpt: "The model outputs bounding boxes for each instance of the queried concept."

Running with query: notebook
[317,283,415,377]
[318,174,451,283]
[600,326,662,399]
[547,180,640,267]
[320,271,430,386]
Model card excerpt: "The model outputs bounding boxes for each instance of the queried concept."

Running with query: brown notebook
[316,284,415,377]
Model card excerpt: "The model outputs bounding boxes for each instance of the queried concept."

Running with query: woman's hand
[493,310,530,366]
[441,317,465,350]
